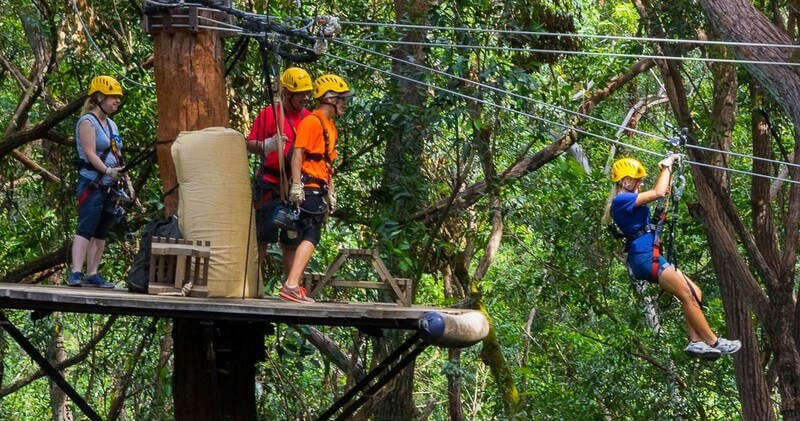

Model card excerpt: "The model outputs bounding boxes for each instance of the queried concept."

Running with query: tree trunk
[447,348,464,421]
[47,316,72,421]
[700,1,800,417]
[381,0,434,217]
[371,330,416,420]
[477,303,518,417]
[152,27,229,215]
[371,1,436,418]
[471,118,519,416]
[150,16,265,421]
[707,57,774,421]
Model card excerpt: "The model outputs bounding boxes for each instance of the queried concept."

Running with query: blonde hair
[602,178,637,225]
[80,93,104,115]
[602,184,621,226]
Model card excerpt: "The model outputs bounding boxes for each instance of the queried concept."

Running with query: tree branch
[0,94,86,160]
[0,243,70,284]
[412,56,661,221]
[295,325,365,381]
[0,315,118,397]
[11,149,60,183]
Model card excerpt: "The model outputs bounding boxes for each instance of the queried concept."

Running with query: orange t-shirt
[294,110,338,188]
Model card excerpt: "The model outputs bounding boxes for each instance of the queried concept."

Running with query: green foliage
[1,0,778,418]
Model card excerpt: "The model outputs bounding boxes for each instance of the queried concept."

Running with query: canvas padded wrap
[172,127,259,298]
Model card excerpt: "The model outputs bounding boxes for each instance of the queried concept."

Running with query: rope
[225,36,251,77]
[271,43,289,201]
[665,165,686,267]
[73,0,800,187]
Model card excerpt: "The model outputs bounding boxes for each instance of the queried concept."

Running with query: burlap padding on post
[172,127,258,298]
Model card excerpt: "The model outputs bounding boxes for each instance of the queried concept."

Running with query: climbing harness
[304,114,332,168]
[609,126,693,296]
[650,125,687,282]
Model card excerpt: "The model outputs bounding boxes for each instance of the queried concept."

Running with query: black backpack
[126,215,182,293]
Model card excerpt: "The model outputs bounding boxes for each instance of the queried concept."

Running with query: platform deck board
[0,284,470,330]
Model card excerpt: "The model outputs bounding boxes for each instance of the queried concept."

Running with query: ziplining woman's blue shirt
[610,192,654,254]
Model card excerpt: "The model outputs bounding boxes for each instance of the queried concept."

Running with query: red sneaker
[279,284,315,304]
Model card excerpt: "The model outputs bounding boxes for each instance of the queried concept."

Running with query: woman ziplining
[603,154,741,360]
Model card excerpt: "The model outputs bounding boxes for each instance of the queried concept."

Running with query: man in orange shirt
[279,74,353,303]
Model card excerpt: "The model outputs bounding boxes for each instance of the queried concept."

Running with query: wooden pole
[152,26,228,215]
[148,5,264,420]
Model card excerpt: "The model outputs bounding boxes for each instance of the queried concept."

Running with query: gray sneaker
[684,341,722,360]
[714,338,741,355]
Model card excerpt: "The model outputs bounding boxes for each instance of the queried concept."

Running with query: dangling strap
[272,47,288,201]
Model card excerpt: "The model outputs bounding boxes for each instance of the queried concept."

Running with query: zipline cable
[331,37,800,67]
[84,2,800,184]
[330,38,800,171]
[142,5,800,68]
[339,20,800,51]
[288,42,800,186]
[72,0,154,89]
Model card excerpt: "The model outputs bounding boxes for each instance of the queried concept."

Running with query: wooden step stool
[302,249,412,306]
[148,237,211,297]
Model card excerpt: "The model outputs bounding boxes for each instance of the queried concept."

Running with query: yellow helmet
[610,158,647,182]
[313,74,353,100]
[280,67,312,93]
[88,75,123,96]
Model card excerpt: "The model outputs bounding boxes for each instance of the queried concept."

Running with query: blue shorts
[75,177,115,240]
[627,251,673,283]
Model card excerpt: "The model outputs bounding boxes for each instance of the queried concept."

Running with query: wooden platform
[0,284,474,330]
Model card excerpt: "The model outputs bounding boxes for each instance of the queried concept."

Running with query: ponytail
[80,92,105,115]
[601,183,623,226]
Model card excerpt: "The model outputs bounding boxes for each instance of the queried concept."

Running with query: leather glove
[289,182,305,204]
[326,189,337,213]
[263,133,288,154]
[105,167,122,181]
[658,155,677,169]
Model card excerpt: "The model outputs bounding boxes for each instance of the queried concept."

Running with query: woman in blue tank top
[68,75,125,289]
[603,156,740,360]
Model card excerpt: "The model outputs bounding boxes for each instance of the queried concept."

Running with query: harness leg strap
[651,236,662,284]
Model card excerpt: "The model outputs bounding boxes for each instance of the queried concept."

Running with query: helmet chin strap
[321,99,342,116]
[98,102,113,116]
[94,95,115,116]
[620,178,638,192]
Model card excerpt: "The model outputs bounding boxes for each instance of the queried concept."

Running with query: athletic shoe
[714,338,742,355]
[684,341,722,360]
[279,284,315,304]
[82,273,116,289]
[67,271,84,287]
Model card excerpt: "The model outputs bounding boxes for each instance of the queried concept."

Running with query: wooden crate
[148,237,211,297]
[302,249,412,306]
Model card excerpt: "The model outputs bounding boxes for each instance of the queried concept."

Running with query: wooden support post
[147,2,263,419]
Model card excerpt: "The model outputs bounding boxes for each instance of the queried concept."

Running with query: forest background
[2,0,800,419]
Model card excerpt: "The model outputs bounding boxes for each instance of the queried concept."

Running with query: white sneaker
[684,341,722,360]
[714,338,741,355]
